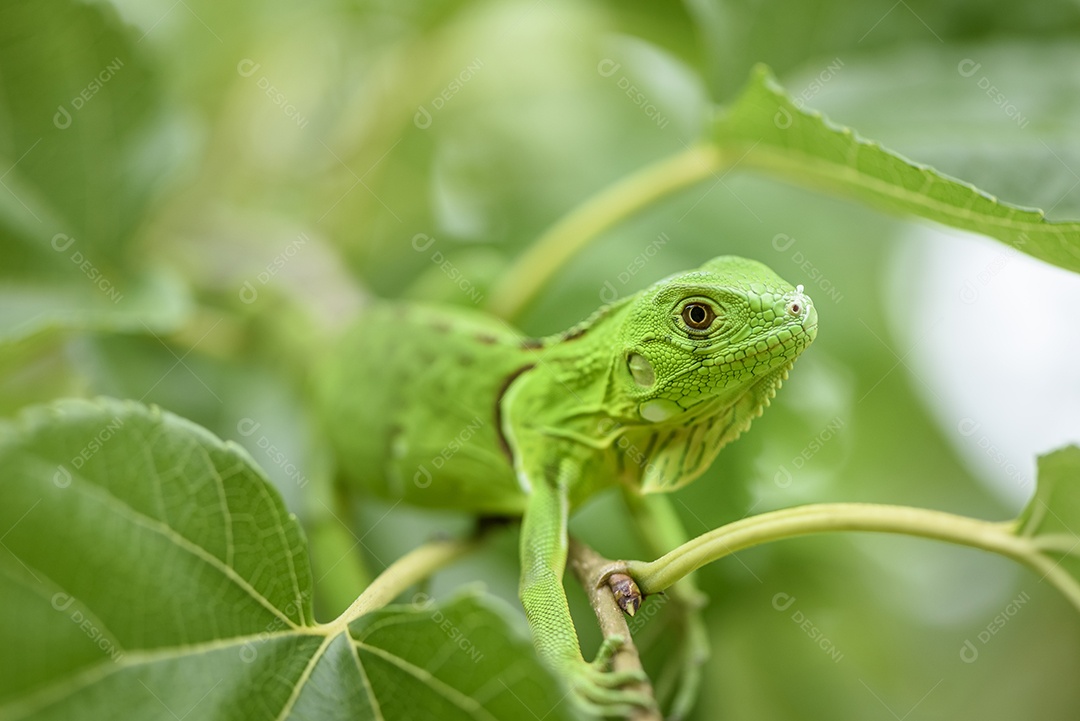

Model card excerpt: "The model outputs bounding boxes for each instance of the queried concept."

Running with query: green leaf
[0,0,175,273]
[0,398,572,721]
[780,43,1080,220]
[712,65,1080,275]
[1014,445,1080,610]
[0,269,192,344]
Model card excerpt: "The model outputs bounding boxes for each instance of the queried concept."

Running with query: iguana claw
[566,636,655,718]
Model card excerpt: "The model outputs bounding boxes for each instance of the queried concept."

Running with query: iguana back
[321,302,533,514]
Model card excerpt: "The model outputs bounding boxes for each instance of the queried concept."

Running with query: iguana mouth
[746,338,810,365]
[676,356,797,417]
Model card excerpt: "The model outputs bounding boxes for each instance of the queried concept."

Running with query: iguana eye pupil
[681,303,714,329]
[789,303,800,315]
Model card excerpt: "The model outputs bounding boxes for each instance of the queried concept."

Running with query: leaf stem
[489,143,725,320]
[330,536,477,630]
[622,503,1030,596]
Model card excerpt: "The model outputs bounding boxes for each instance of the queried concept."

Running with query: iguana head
[612,255,817,491]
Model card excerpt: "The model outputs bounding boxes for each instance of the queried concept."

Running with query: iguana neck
[501,297,635,446]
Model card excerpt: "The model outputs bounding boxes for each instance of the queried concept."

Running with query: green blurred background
[3,0,1080,718]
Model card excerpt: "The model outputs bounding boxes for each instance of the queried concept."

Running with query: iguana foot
[565,636,655,718]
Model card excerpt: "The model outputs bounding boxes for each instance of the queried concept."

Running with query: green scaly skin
[321,255,818,716]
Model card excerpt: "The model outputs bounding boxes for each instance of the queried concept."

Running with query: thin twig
[488,144,724,320]
[568,536,661,721]
[329,536,478,630]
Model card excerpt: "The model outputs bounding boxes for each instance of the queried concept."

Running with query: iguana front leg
[519,458,653,716]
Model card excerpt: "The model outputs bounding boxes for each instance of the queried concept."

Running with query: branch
[568,536,661,721]
[488,144,725,320]
[603,502,1034,598]
[329,536,479,629]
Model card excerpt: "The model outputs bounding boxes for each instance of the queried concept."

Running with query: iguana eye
[681,302,715,330]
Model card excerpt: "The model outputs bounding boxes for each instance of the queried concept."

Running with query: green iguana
[321,255,817,716]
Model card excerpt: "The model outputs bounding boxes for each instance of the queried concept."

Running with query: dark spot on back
[476,333,498,345]
[493,364,535,462]
[520,338,544,350]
